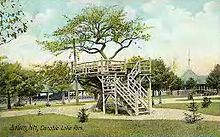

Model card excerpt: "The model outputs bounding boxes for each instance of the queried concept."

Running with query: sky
[0,0,219,76]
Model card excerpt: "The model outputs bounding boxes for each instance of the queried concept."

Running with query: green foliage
[184,99,203,123]
[206,64,220,93]
[38,61,72,92]
[0,58,43,108]
[170,76,184,91]
[0,0,30,46]
[77,108,89,123]
[38,6,151,59]
[185,78,197,89]
[201,97,212,108]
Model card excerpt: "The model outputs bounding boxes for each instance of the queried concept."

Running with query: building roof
[181,69,207,85]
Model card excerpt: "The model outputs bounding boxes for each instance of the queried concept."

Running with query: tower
[188,48,191,69]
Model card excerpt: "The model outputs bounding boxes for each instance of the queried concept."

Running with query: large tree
[206,64,220,94]
[38,6,151,59]
[38,6,151,108]
[0,0,29,46]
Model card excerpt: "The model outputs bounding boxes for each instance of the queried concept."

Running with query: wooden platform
[74,59,151,76]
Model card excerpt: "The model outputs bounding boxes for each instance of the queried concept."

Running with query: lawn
[0,114,220,137]
[154,102,220,116]
[176,97,220,101]
[0,100,96,112]
[153,95,187,99]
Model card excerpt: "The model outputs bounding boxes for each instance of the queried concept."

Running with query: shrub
[184,99,203,124]
[77,108,89,123]
[37,109,43,116]
[45,102,51,107]
[187,92,194,100]
[201,97,212,108]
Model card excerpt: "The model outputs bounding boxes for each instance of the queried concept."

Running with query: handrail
[115,79,136,111]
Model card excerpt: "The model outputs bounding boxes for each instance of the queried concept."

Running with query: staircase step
[138,111,149,115]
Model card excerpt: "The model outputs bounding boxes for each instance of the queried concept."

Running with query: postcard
[0,0,219,137]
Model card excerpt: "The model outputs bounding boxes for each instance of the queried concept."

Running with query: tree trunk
[94,93,98,101]
[18,96,21,105]
[47,92,50,103]
[29,96,32,104]
[7,92,11,109]
[96,92,103,110]
[62,91,65,104]
[68,92,70,103]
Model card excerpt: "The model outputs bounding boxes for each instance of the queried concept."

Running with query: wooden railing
[74,59,151,75]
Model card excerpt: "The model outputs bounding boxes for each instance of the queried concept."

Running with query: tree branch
[109,40,133,59]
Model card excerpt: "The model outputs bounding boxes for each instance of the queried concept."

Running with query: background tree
[39,61,72,104]
[206,64,220,94]
[17,69,44,105]
[0,0,29,46]
[170,76,183,92]
[185,78,197,100]
[0,62,23,109]
[185,78,197,90]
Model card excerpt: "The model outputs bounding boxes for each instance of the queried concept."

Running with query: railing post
[101,57,103,73]
[124,59,127,74]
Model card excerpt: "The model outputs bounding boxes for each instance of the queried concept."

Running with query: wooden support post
[114,74,118,115]
[102,76,106,114]
[135,87,139,116]
[148,57,152,113]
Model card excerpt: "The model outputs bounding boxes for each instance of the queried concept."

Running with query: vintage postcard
[0,0,219,137]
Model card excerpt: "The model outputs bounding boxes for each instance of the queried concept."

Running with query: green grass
[153,95,187,99]
[0,100,96,112]
[0,114,220,137]
[154,102,220,116]
[176,97,220,101]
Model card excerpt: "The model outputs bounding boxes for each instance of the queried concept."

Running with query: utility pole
[72,39,79,104]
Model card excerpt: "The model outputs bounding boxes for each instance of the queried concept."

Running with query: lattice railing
[74,59,128,75]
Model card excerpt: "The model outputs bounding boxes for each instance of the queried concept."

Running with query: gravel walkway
[1,103,220,122]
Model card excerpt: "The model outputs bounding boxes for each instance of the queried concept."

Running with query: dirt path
[1,103,220,122]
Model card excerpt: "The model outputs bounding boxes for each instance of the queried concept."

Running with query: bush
[37,109,43,116]
[77,108,89,123]
[45,102,51,107]
[187,93,193,100]
[201,97,212,108]
[184,99,203,124]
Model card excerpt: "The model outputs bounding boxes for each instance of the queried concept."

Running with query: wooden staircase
[100,61,150,115]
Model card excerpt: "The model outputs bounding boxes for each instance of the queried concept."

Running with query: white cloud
[68,0,102,6]
[33,9,55,25]
[0,34,54,67]
[142,0,220,75]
